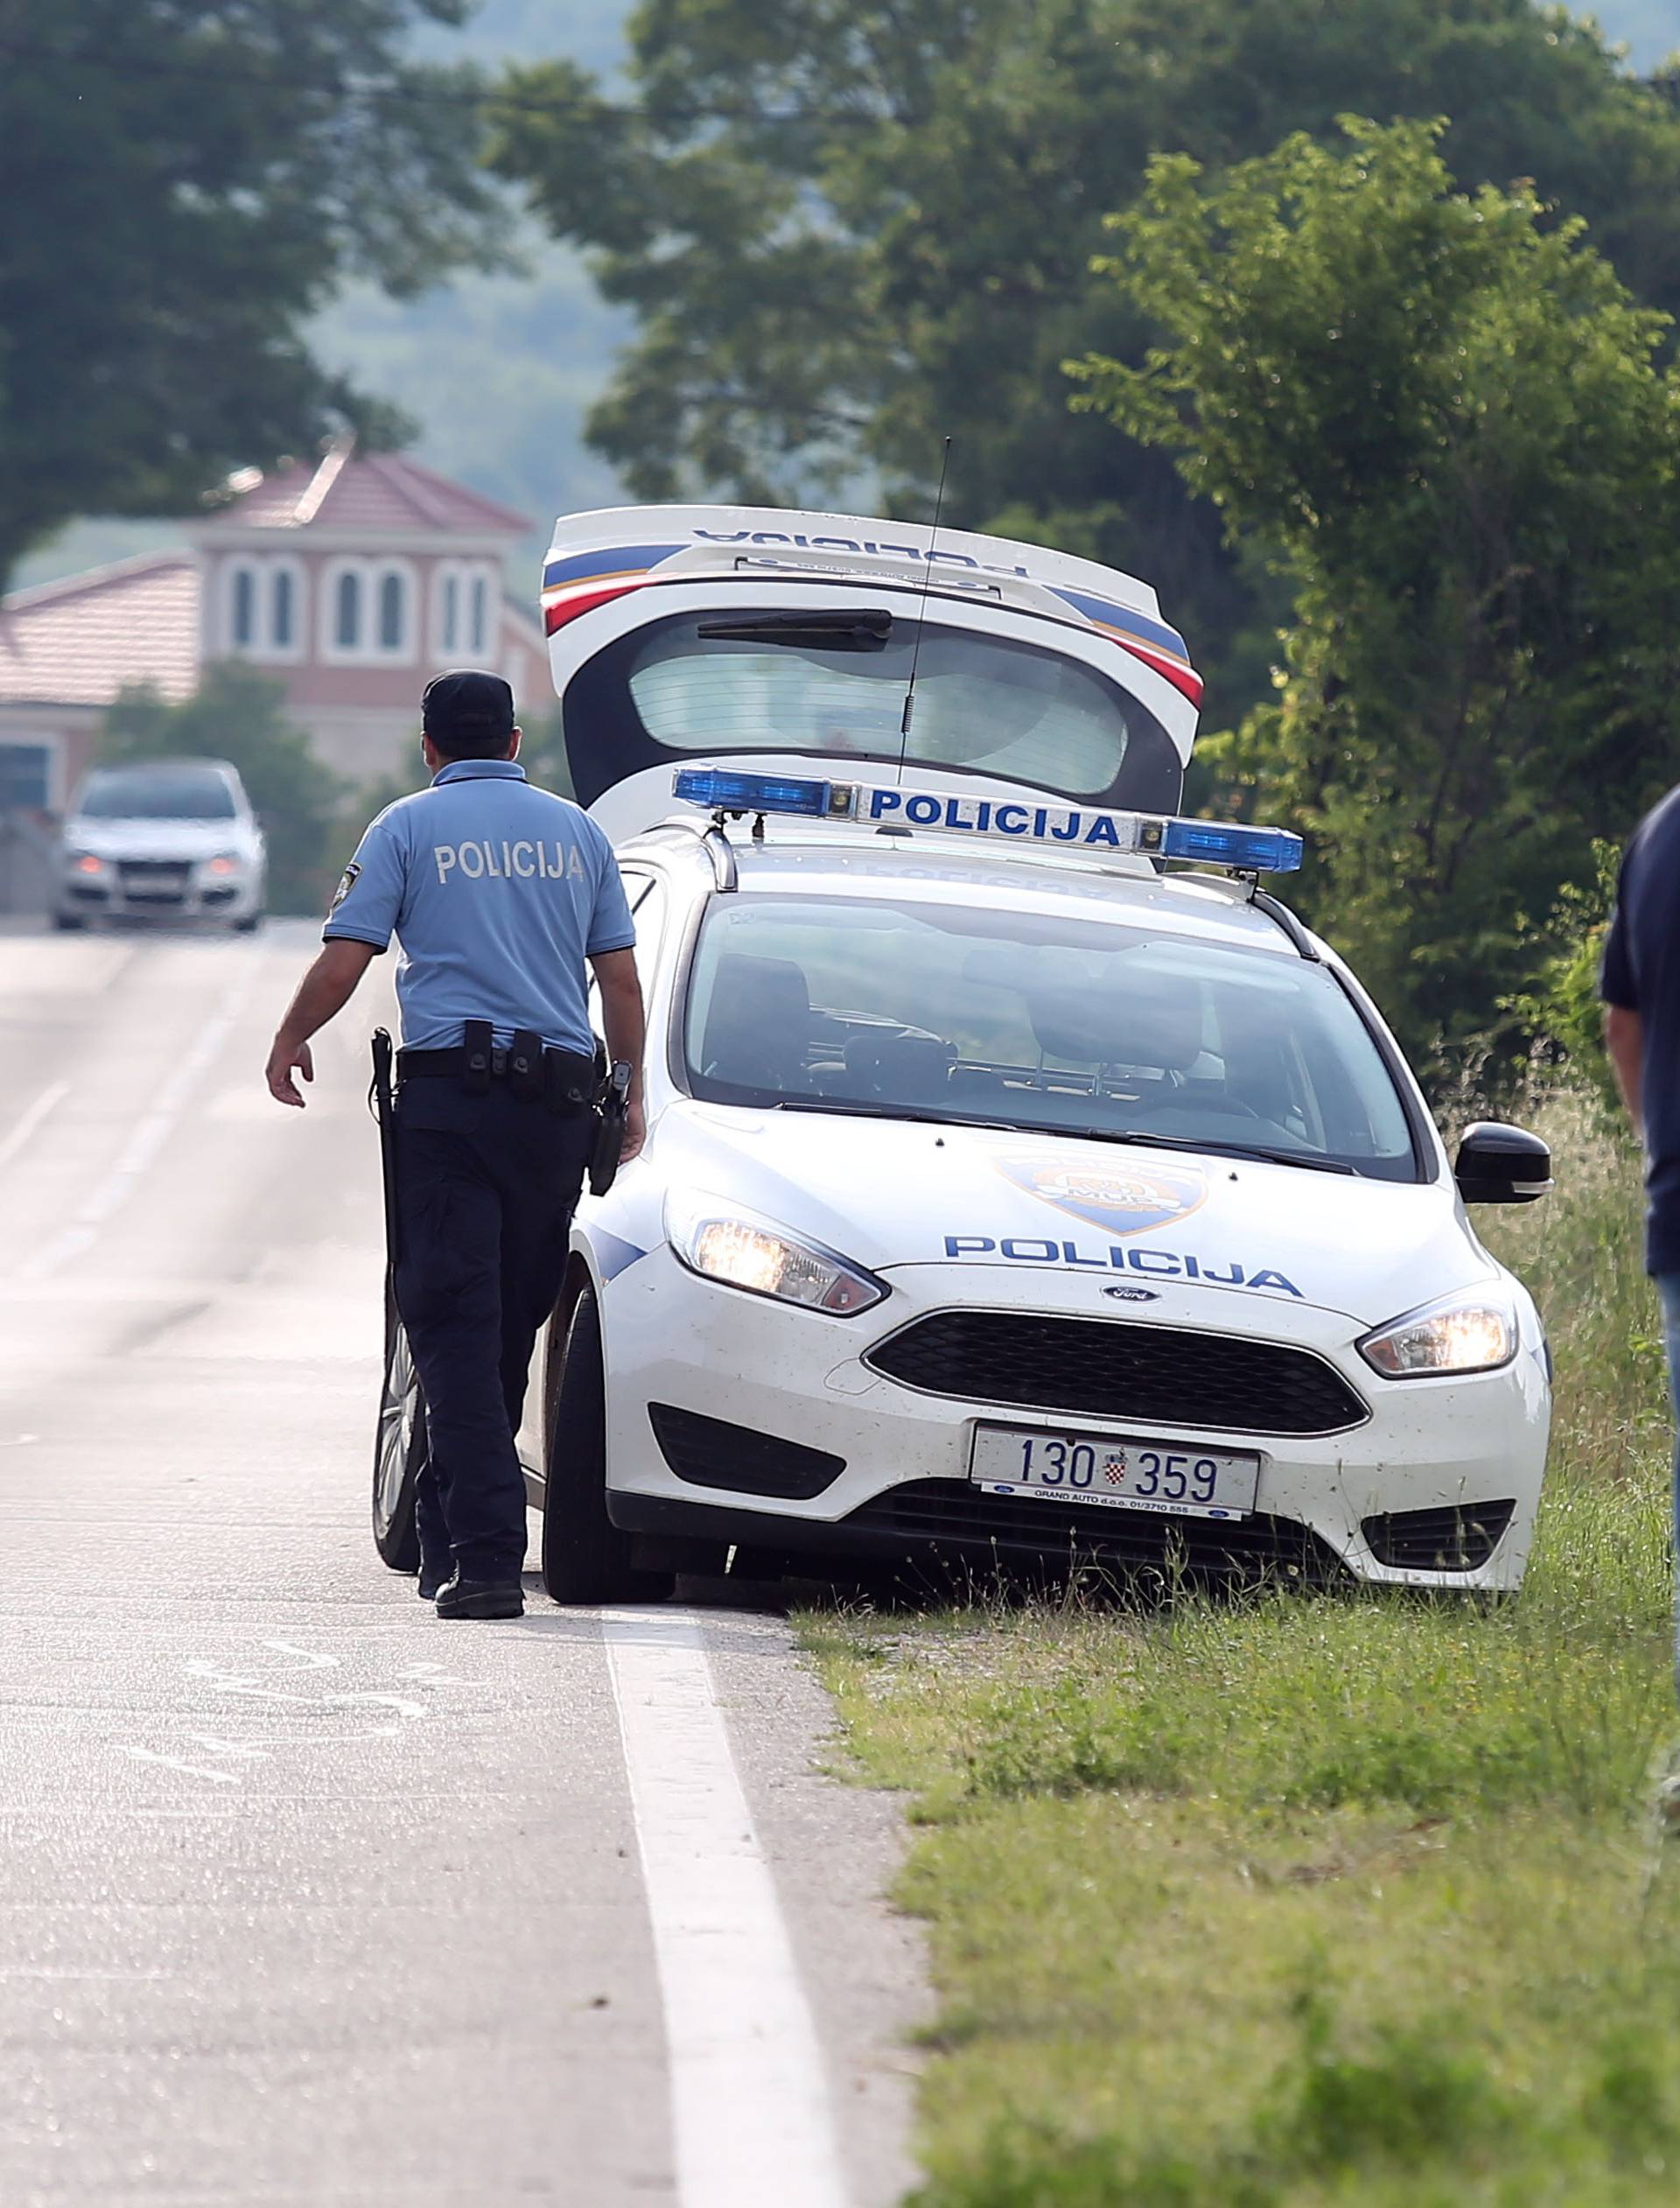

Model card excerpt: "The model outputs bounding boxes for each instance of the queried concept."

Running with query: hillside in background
[14,0,1676,594]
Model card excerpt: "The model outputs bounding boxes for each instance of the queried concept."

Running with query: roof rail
[1174,870,1320,960]
[648,812,738,892]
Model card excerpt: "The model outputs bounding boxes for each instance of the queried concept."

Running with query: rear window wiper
[696,608,892,651]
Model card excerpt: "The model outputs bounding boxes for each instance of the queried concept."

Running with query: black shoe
[418,1564,449,1602]
[435,1573,524,1620]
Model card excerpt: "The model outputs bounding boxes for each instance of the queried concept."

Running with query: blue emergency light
[670,766,1303,873]
[672,766,840,817]
[1158,819,1304,873]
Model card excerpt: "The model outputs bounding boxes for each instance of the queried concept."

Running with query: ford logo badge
[1103,1285,1160,1303]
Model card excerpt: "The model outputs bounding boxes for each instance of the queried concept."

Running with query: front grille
[867,1311,1367,1438]
[1362,1501,1515,1573]
[649,1403,845,1500]
[118,861,189,907]
[848,1479,1347,1585]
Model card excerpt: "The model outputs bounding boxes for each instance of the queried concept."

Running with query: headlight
[666,1192,887,1316]
[68,852,108,873]
[1358,1286,1517,1377]
[205,854,241,875]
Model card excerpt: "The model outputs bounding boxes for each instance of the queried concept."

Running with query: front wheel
[373,1285,424,1571]
[541,1286,673,1606]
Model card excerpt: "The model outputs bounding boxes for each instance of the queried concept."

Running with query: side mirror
[1455,1121,1553,1205]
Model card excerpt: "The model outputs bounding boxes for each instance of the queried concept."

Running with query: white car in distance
[54,758,267,931]
[368,504,1553,1603]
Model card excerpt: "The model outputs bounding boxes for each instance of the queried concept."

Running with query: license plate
[969,1425,1260,1520]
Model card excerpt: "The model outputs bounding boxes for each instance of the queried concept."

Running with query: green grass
[801,1088,1680,2204]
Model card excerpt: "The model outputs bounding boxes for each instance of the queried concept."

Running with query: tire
[541,1286,674,1606]
[373,1285,424,1572]
[52,911,87,931]
[232,910,263,935]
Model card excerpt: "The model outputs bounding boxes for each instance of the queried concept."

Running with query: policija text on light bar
[669,767,1304,875]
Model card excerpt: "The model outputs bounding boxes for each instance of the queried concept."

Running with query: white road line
[18,959,259,1282]
[0,1080,69,1176]
[604,1608,850,2208]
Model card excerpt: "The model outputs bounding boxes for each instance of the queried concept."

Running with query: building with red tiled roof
[0,443,550,825]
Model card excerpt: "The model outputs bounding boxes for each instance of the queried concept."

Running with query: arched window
[335,569,361,650]
[378,570,405,652]
[469,573,488,655]
[440,572,460,655]
[271,568,294,650]
[231,567,256,648]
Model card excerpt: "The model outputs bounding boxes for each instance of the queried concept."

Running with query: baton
[369,1027,400,1269]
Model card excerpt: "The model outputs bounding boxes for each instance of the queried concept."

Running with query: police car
[374,504,1554,1601]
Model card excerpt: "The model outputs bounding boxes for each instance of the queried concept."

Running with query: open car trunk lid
[539,504,1203,845]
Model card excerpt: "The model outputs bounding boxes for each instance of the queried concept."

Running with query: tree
[1074,117,1680,1072]
[0,1,500,587]
[103,665,349,915]
[489,0,1680,718]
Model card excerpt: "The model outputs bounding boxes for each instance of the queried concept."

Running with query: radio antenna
[896,435,953,782]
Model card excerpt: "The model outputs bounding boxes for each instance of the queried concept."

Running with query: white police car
[375,504,1552,1601]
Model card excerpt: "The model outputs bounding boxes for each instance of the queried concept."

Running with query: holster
[589,1061,634,1197]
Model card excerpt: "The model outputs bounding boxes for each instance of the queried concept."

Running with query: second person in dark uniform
[263,669,646,1619]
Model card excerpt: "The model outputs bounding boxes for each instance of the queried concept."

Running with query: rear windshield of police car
[563,608,1183,815]
[682,894,1420,1181]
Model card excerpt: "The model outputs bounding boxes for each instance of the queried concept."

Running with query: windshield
[564,607,1184,814]
[682,894,1420,1181]
[75,767,238,821]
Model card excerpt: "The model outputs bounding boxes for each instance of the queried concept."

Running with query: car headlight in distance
[1358,1286,1518,1377]
[69,852,108,873]
[205,854,241,875]
[666,1192,886,1315]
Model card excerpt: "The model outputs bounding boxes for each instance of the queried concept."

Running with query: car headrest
[1029,978,1203,1072]
[702,953,813,1088]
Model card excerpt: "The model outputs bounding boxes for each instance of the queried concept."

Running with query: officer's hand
[620,1097,647,1164]
[266,1036,314,1109]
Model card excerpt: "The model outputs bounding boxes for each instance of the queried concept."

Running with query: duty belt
[398,1020,598,1110]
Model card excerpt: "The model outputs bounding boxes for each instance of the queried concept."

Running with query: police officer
[263,669,645,1620]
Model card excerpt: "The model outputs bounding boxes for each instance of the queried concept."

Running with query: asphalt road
[0,922,924,2208]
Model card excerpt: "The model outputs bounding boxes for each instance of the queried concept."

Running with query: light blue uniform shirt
[323,759,634,1054]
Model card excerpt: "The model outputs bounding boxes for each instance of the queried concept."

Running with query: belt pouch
[463,1020,494,1096]
[544,1048,597,1113]
[509,1028,544,1104]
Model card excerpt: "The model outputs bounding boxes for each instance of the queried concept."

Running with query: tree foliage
[102,665,348,916]
[1074,118,1680,1071]
[489,0,1680,715]
[0,0,501,587]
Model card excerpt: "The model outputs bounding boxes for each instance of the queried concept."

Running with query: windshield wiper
[696,608,892,651]
[1063,1129,1357,1174]
[772,1099,1358,1172]
[774,1097,969,1129]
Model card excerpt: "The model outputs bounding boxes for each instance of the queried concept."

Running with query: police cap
[423,669,516,752]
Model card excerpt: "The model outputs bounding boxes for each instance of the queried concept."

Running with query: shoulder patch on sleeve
[329,859,361,915]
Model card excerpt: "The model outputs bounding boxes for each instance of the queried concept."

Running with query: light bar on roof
[670,767,1303,873]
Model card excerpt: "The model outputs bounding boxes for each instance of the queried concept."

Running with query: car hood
[63,817,256,860]
[650,1101,1488,1328]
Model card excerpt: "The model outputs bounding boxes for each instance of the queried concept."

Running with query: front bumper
[55,859,262,922]
[596,1251,1550,1591]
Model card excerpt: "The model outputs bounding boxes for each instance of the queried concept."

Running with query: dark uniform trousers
[393,1076,594,1582]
